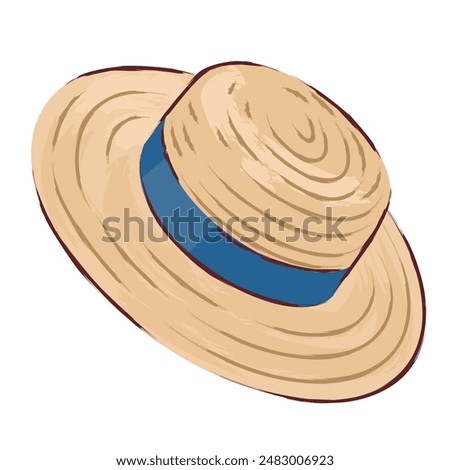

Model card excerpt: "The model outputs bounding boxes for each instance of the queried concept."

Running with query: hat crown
[164,64,390,270]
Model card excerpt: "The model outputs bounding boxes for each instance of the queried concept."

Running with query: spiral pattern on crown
[163,64,390,269]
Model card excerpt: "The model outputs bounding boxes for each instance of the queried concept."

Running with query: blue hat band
[139,120,348,307]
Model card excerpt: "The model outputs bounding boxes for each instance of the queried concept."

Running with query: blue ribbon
[139,120,347,306]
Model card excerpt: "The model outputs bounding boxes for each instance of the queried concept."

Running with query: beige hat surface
[32,62,425,402]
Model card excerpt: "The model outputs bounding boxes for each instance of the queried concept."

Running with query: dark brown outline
[71,65,188,83]
[34,62,426,403]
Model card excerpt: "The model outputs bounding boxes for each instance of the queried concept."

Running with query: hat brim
[32,67,425,402]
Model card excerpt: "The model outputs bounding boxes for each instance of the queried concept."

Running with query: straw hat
[32,62,425,402]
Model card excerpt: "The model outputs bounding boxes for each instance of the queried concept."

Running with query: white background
[1,1,449,469]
